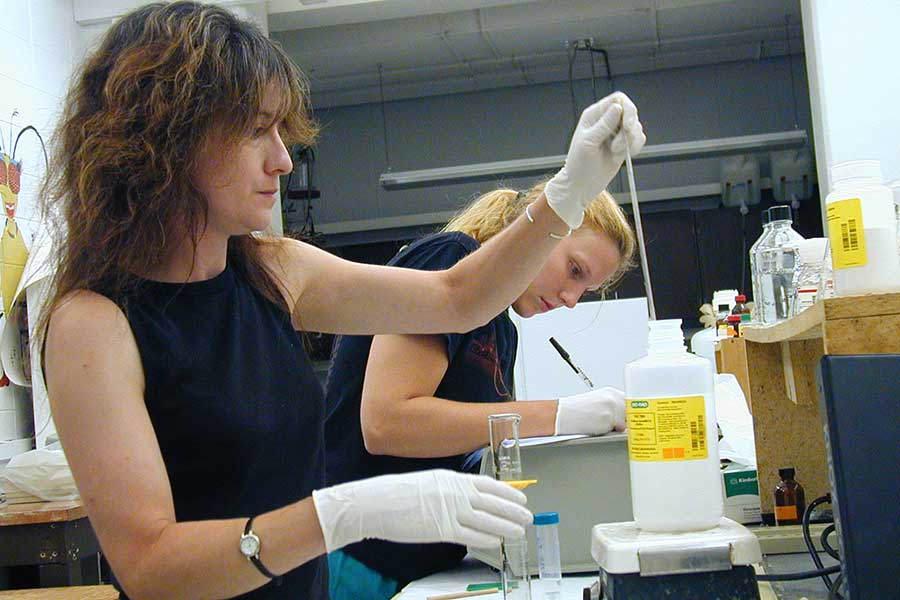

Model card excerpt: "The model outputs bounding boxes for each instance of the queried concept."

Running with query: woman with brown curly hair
[39,2,644,599]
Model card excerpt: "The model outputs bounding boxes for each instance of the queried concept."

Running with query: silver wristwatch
[240,516,277,579]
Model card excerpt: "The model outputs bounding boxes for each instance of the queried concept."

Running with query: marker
[549,337,594,389]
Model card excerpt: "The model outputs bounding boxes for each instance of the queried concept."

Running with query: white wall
[311,55,813,236]
[0,0,86,448]
[0,0,83,237]
[802,0,900,199]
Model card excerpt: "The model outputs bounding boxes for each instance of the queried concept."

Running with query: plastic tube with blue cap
[534,512,562,599]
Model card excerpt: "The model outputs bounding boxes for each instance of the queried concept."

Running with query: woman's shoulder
[47,290,128,341]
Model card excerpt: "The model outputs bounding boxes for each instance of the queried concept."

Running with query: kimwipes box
[722,463,761,524]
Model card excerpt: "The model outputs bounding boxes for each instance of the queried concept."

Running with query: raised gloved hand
[312,469,532,553]
[544,92,646,229]
[555,386,627,435]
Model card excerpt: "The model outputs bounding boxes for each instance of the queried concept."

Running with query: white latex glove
[312,469,532,553]
[544,91,646,229]
[555,386,627,435]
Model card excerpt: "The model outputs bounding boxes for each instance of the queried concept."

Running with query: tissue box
[723,463,761,524]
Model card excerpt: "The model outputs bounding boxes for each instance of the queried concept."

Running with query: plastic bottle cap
[831,159,883,185]
[768,205,793,223]
[735,294,746,302]
[778,467,796,480]
[533,512,559,525]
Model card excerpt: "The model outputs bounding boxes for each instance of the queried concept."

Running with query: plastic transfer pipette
[624,143,657,320]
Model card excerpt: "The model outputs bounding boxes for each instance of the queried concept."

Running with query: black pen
[549,337,594,389]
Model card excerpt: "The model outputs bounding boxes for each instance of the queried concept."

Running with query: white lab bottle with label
[825,160,900,295]
[624,319,723,532]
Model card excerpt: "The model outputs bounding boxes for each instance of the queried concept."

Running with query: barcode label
[827,198,868,269]
[840,218,860,252]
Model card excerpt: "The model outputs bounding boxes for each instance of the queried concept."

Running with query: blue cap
[533,512,559,525]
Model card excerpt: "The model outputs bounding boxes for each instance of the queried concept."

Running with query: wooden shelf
[716,291,900,518]
[741,292,900,346]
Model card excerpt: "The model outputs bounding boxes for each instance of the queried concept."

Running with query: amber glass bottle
[774,467,806,525]
[732,294,751,323]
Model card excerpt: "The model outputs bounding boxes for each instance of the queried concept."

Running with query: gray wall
[306,54,811,242]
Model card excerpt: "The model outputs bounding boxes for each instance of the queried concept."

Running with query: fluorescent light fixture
[379,130,807,189]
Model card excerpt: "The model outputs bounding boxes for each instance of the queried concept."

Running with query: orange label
[774,505,798,521]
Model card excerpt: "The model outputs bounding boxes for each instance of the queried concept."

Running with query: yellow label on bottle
[625,395,708,462]
[827,198,868,269]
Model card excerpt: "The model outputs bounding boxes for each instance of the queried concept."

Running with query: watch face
[240,533,260,557]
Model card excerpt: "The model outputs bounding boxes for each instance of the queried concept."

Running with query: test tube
[488,413,523,482]
[488,413,531,600]
[534,512,562,599]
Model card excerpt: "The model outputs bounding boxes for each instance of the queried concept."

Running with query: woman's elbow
[361,416,394,455]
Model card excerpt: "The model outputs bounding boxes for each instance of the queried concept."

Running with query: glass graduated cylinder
[501,536,532,600]
[489,413,523,481]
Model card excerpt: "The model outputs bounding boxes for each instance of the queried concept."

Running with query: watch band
[243,516,278,580]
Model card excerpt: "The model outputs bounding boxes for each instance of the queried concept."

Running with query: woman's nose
[559,289,579,308]
[267,131,293,176]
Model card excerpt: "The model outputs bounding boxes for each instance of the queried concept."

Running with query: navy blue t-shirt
[324,231,518,585]
[112,265,328,599]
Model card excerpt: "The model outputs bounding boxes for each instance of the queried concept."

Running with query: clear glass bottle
[533,512,561,600]
[758,206,804,324]
[889,179,900,257]
[624,319,723,532]
[790,238,829,317]
[749,209,773,323]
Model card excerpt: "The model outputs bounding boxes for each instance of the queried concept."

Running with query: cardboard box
[723,463,761,524]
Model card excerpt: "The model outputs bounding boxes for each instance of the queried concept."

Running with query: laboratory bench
[0,501,103,590]
[0,585,118,600]
[395,553,840,600]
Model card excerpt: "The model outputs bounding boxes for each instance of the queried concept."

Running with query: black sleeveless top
[325,232,517,584]
[112,265,327,599]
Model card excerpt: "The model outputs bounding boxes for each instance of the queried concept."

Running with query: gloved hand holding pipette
[555,387,627,435]
[544,91,646,230]
[312,469,532,553]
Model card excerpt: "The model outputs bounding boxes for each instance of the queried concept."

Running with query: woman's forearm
[363,396,559,458]
[441,195,569,332]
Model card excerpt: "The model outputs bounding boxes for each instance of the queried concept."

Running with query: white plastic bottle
[825,160,900,295]
[624,319,723,532]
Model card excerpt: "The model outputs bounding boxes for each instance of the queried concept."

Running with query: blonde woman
[325,183,637,599]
